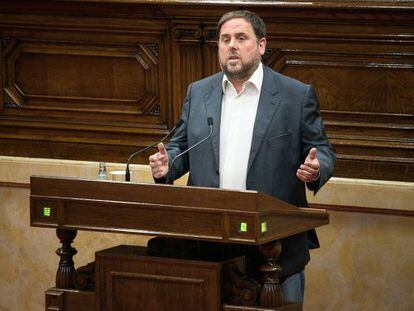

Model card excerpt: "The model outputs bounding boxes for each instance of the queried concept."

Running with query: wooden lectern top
[30,176,328,245]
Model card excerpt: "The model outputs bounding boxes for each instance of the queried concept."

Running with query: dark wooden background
[0,0,413,181]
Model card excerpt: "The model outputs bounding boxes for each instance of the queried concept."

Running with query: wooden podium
[30,176,329,311]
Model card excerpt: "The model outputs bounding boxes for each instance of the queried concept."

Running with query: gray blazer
[165,65,336,277]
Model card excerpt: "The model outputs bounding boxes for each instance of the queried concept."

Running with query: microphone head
[207,117,214,126]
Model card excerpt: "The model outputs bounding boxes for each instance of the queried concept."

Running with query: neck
[225,62,261,94]
[228,78,246,94]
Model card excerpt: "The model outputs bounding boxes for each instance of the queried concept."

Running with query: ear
[258,37,267,56]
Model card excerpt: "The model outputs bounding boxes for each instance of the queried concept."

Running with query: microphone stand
[125,120,183,182]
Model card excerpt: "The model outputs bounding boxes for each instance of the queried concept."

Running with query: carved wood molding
[1,36,13,50]
[173,26,202,42]
[203,26,217,42]
[262,48,278,65]
[46,288,94,311]
[2,39,162,118]
[4,92,21,108]
[145,43,158,58]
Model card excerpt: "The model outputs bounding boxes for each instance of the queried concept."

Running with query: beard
[220,55,261,82]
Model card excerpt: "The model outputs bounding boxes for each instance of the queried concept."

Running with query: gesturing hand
[149,143,169,179]
[296,147,320,182]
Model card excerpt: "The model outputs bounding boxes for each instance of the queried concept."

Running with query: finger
[157,143,169,164]
[304,162,320,171]
[149,153,159,163]
[149,152,165,164]
[152,166,163,175]
[158,155,169,167]
[151,163,162,173]
[308,147,317,160]
[297,168,312,178]
[303,152,320,168]
[149,160,161,169]
[296,171,308,182]
[297,169,315,182]
[153,167,167,178]
[153,171,165,179]
[300,164,318,174]
[297,165,319,180]
[158,142,167,155]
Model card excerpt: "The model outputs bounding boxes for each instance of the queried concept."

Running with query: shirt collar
[222,62,263,94]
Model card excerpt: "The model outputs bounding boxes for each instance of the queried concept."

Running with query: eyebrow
[220,32,249,38]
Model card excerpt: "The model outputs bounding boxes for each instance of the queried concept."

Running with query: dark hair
[216,10,266,41]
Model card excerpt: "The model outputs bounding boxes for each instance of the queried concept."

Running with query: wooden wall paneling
[272,50,414,180]
[5,42,150,115]
[332,158,413,182]
[0,12,174,162]
[0,1,413,181]
[262,11,414,181]
[171,21,204,122]
[202,25,220,78]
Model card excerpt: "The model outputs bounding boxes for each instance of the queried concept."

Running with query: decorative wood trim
[171,23,204,119]
[145,43,158,58]
[4,93,20,108]
[147,102,160,116]
[173,26,202,42]
[0,181,29,188]
[110,271,205,285]
[45,288,94,311]
[3,40,160,113]
[262,48,277,65]
[203,27,216,42]
[45,288,64,311]
[0,36,13,49]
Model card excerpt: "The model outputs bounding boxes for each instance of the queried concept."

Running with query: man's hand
[296,147,320,183]
[149,143,169,179]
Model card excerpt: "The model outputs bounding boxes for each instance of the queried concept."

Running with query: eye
[238,36,246,42]
[221,37,230,44]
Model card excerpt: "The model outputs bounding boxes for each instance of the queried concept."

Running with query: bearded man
[149,10,336,303]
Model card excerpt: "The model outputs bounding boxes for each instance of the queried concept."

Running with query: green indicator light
[261,222,267,233]
[240,222,248,232]
[43,207,51,217]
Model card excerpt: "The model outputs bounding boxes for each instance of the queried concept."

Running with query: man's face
[218,18,266,81]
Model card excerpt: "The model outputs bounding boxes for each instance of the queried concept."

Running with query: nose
[228,38,238,49]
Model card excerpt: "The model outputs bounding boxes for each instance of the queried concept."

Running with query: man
[149,10,335,303]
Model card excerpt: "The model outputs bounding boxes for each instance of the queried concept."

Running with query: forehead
[219,18,255,37]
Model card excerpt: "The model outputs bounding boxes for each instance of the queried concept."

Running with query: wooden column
[259,241,283,308]
[55,229,78,289]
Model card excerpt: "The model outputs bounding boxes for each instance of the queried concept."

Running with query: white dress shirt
[219,62,263,190]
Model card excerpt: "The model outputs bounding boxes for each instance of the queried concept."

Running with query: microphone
[167,117,213,184]
[125,119,184,182]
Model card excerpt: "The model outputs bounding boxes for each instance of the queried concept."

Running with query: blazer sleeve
[300,85,336,194]
[163,84,192,182]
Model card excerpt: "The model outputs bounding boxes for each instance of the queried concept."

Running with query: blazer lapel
[247,67,281,173]
[204,74,224,172]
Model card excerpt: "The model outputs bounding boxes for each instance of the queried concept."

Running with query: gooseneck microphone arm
[167,117,214,185]
[125,119,183,182]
